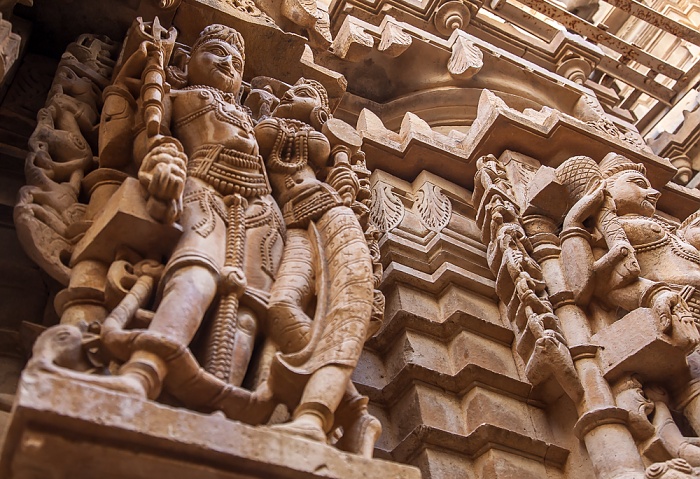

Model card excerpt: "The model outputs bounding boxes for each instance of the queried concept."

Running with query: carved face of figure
[187,39,243,94]
[272,83,322,122]
[608,171,660,217]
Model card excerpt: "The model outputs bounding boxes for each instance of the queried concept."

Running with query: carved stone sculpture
[16,20,382,458]
[555,152,700,475]
[254,77,381,454]
[473,150,700,479]
[473,154,582,403]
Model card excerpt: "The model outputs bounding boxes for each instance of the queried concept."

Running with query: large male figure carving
[28,24,284,418]
[107,24,283,400]
[22,21,384,457]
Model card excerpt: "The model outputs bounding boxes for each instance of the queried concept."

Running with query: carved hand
[643,384,670,405]
[652,290,700,348]
[138,141,188,223]
[563,181,606,230]
[327,164,360,206]
[593,242,641,290]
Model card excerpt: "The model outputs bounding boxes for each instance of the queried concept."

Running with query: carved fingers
[219,266,247,297]
[652,290,678,333]
[643,384,670,405]
[594,242,641,290]
[327,165,360,206]
[676,301,700,350]
[652,290,700,349]
[138,141,188,223]
[563,180,607,229]
[159,160,185,194]
[141,143,187,199]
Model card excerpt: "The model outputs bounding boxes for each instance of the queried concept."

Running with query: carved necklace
[266,118,313,174]
[624,214,700,265]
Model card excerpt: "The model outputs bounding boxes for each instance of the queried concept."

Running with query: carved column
[522,214,646,479]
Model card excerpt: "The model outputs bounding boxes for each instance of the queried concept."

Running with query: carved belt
[188,144,271,198]
[282,183,343,228]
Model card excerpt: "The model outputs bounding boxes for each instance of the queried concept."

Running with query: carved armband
[560,226,592,243]
[639,281,673,309]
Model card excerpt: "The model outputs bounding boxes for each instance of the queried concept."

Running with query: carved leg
[149,265,218,345]
[227,306,258,387]
[98,264,218,399]
[272,365,353,442]
[334,382,382,458]
[267,229,314,354]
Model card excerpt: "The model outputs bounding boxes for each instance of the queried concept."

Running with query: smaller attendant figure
[255,78,382,457]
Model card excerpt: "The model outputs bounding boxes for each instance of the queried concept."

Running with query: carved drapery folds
[14,18,383,459]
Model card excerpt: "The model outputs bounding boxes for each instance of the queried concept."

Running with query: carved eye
[296,88,315,98]
[209,45,228,56]
[56,331,71,342]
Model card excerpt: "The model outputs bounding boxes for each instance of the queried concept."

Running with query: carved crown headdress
[599,152,646,179]
[678,210,700,239]
[294,77,329,110]
[192,24,245,63]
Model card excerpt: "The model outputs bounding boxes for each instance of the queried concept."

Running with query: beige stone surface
[1,371,420,479]
[0,1,698,479]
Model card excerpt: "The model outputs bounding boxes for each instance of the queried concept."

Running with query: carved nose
[220,55,233,69]
[648,190,660,202]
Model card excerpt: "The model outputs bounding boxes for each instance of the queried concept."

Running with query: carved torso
[171,86,257,156]
[256,117,340,226]
[619,215,700,287]
[171,86,269,198]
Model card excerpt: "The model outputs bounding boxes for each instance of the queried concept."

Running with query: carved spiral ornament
[434,1,472,36]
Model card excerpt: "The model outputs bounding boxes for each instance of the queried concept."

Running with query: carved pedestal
[593,308,694,383]
[0,372,421,479]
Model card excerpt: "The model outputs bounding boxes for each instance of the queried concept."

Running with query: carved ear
[166,46,190,89]
[310,105,330,130]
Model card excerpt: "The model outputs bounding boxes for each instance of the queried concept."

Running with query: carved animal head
[28,324,92,372]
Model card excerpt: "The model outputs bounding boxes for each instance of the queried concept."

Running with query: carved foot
[335,413,382,458]
[32,363,149,398]
[270,417,327,443]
